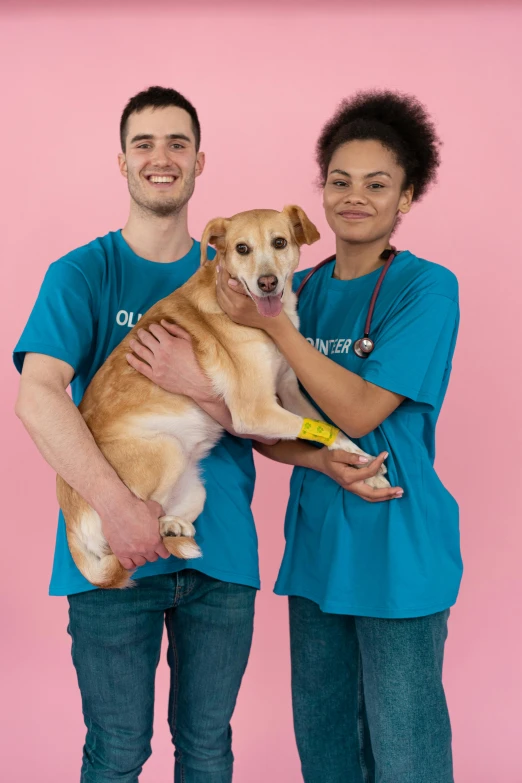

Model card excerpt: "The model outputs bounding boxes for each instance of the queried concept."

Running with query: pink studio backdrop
[1,2,521,781]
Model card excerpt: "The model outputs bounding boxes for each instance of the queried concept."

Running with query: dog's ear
[200,217,230,265]
[283,205,320,246]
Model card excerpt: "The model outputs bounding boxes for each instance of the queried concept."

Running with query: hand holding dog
[102,498,171,571]
[126,321,216,403]
[316,449,403,502]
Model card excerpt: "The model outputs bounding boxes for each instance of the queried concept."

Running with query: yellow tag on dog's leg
[298,418,339,447]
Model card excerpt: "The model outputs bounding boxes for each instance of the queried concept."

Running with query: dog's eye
[236,243,250,255]
[273,238,287,249]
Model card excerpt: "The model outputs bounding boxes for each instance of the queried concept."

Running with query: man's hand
[126,319,270,440]
[315,448,404,502]
[126,321,216,403]
[101,498,171,571]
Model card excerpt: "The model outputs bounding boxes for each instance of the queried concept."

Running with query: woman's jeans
[67,571,256,783]
[289,596,454,783]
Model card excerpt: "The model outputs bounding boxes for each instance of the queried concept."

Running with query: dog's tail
[69,538,201,590]
[68,530,134,589]
[162,536,202,560]
[84,553,134,589]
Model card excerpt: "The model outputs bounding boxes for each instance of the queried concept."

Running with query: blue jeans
[67,571,256,783]
[289,597,453,783]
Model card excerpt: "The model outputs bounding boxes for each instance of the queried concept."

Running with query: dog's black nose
[258,275,278,293]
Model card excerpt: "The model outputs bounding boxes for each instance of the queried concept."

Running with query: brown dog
[57,206,388,589]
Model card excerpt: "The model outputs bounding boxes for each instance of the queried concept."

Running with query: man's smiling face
[118,106,205,217]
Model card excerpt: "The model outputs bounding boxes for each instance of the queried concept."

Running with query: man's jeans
[67,571,256,783]
[289,596,453,783]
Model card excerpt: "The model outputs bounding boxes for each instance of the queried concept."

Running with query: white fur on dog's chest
[127,404,223,459]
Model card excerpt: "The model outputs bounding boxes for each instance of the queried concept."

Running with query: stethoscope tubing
[295,248,397,356]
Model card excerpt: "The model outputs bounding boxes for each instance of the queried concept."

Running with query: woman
[131,90,460,783]
[216,91,460,783]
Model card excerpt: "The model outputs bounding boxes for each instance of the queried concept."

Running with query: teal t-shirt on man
[14,230,259,596]
[274,251,462,619]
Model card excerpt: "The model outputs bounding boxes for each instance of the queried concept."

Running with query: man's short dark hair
[120,86,201,152]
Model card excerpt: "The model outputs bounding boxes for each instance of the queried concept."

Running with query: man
[14,86,259,783]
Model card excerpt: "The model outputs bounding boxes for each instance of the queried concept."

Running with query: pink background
[2,1,521,780]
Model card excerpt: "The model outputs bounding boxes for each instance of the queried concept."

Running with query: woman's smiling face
[322,139,413,245]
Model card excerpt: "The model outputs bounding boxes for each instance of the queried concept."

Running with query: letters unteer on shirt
[306,337,352,356]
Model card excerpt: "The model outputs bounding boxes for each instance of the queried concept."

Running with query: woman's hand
[215,265,288,333]
[316,448,404,502]
[126,321,216,403]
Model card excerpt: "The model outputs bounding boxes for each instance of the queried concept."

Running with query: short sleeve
[13,261,97,378]
[360,293,459,410]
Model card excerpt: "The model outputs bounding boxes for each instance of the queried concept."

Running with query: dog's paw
[159,516,196,538]
[376,461,387,476]
[364,473,391,489]
[329,432,370,458]
[330,433,388,476]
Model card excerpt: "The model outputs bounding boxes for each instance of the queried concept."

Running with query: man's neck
[121,202,193,264]
[333,236,392,281]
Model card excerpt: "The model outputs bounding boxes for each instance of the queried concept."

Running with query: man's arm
[15,353,170,570]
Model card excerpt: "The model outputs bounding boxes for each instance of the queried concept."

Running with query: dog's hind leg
[102,436,203,563]
[57,478,131,589]
[59,436,200,589]
[157,460,206,557]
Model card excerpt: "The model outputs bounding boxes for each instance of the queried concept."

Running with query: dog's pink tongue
[253,294,283,317]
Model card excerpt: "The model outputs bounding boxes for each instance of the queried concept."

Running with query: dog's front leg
[275,365,389,487]
[227,371,342,444]
[275,365,368,455]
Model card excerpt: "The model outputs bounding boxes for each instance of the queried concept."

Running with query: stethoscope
[295,247,398,358]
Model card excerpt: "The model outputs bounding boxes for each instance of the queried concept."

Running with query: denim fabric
[289,596,453,783]
[67,571,256,782]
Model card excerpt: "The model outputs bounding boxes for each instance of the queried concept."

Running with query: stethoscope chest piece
[353,336,375,358]
[296,247,398,360]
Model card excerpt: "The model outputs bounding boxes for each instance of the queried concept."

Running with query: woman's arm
[264,317,403,438]
[216,270,404,439]
[128,321,403,500]
[253,440,403,501]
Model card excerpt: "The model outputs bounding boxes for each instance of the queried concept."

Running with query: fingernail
[229,279,238,287]
[358,456,369,463]
[216,264,220,271]
[384,452,389,459]
[395,490,404,497]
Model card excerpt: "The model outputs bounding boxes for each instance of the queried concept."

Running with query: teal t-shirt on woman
[275,251,462,619]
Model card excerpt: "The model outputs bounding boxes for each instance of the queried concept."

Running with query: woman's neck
[333,237,392,280]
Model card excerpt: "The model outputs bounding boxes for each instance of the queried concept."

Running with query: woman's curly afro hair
[316,90,441,201]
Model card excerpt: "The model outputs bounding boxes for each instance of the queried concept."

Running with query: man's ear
[195,151,205,179]
[118,152,128,179]
[200,217,230,265]
[282,205,321,246]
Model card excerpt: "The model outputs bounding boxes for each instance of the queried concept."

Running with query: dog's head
[201,205,320,317]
